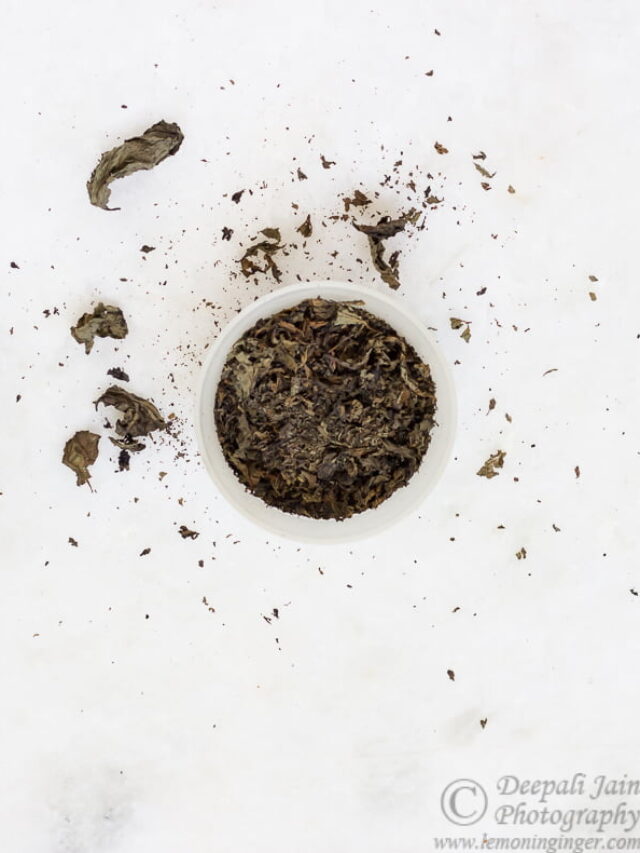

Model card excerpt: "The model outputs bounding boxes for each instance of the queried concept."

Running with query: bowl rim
[195,281,456,543]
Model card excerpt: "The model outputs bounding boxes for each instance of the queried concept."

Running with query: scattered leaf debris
[296,214,312,238]
[95,386,165,437]
[472,151,486,160]
[542,368,558,376]
[231,189,245,203]
[487,398,496,413]
[140,547,151,556]
[507,185,516,194]
[450,317,471,342]
[589,291,597,301]
[480,718,487,729]
[239,228,285,281]
[140,245,155,253]
[474,161,496,179]
[68,537,78,547]
[179,525,199,539]
[447,669,455,681]
[70,303,128,354]
[296,167,307,181]
[10,261,19,269]
[434,141,448,155]
[87,120,184,210]
[62,431,100,488]
[118,449,130,471]
[631,589,639,597]
[552,523,561,532]
[515,547,527,560]
[353,209,419,289]
[320,154,335,169]
[574,465,581,479]
[107,367,129,382]
[588,274,599,282]
[477,450,506,479]
[343,190,371,212]
[221,226,233,241]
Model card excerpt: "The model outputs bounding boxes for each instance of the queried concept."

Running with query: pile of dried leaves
[214,298,437,520]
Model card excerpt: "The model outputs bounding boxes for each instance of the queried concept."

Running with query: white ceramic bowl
[195,282,456,543]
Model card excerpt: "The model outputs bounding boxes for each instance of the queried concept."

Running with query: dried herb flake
[477,450,506,479]
[96,386,165,437]
[62,430,100,488]
[71,303,128,354]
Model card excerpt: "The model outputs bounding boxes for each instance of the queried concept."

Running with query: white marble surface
[2,1,640,850]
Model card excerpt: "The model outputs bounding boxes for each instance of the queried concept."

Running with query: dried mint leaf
[449,317,465,330]
[214,298,437,520]
[140,245,155,253]
[87,120,184,210]
[63,430,100,488]
[231,190,245,203]
[320,155,335,169]
[107,367,129,382]
[434,142,448,154]
[70,303,128,354]
[473,162,496,179]
[343,190,371,212]
[179,525,199,539]
[296,214,312,238]
[96,386,165,437]
[460,326,471,343]
[238,228,284,281]
[477,450,506,479]
[109,436,146,452]
[296,167,307,181]
[221,227,233,241]
[353,209,419,290]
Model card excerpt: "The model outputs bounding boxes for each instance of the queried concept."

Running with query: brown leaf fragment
[542,368,558,376]
[231,189,245,203]
[515,547,527,560]
[472,151,486,160]
[343,190,371,212]
[507,185,516,194]
[552,524,560,532]
[179,525,199,540]
[96,386,165,437]
[320,154,335,169]
[118,449,130,471]
[449,317,465,330]
[107,367,129,382]
[588,274,598,282]
[434,141,448,154]
[140,547,151,556]
[505,413,512,423]
[221,226,233,241]
[476,286,487,295]
[10,261,20,269]
[63,430,100,488]
[447,669,455,681]
[480,718,487,729]
[574,465,581,478]
[70,303,128,354]
[589,291,597,301]
[474,162,496,179]
[68,537,78,547]
[109,436,146,452]
[460,326,471,343]
[488,398,496,413]
[296,167,307,181]
[87,120,184,210]
[140,245,155,253]
[238,228,284,282]
[477,450,506,479]
[353,209,418,290]
[296,214,312,238]
[481,181,491,191]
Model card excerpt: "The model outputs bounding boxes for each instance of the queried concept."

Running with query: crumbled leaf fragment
[110,436,146,452]
[481,181,491,191]
[231,190,244,203]
[589,274,598,282]
[460,326,471,343]
[353,209,419,290]
[480,718,487,729]
[477,450,506,479]
[87,120,184,210]
[63,431,100,488]
[434,141,448,154]
[107,367,129,382]
[516,547,527,560]
[221,227,233,241]
[296,167,307,181]
[140,547,151,556]
[320,155,335,169]
[447,669,455,681]
[473,151,486,160]
[343,190,371,212]
[71,303,128,354]
[449,317,465,330]
[238,228,284,282]
[179,525,199,540]
[296,214,312,238]
[542,368,558,376]
[589,291,597,301]
[118,449,130,471]
[10,261,19,269]
[488,398,496,413]
[574,465,581,479]
[505,413,512,423]
[474,162,496,179]
[68,537,78,547]
[507,185,516,194]
[95,386,165,437]
[140,245,155,253]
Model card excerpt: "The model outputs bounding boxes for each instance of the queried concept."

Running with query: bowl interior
[195,282,456,543]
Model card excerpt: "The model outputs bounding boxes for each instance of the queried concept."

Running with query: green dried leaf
[238,229,284,281]
[87,120,184,210]
[473,161,496,179]
[353,209,419,290]
[62,430,100,488]
[296,214,312,238]
[260,227,281,241]
[70,302,128,354]
[449,317,464,330]
[95,386,165,437]
[460,325,471,343]
[477,450,506,479]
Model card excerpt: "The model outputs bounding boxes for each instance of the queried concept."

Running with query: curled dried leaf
[87,120,184,210]
[296,214,312,238]
[238,228,284,281]
[343,190,371,212]
[477,450,506,479]
[63,431,100,488]
[434,141,448,154]
[179,525,199,539]
[296,167,307,181]
[70,303,128,354]
[353,209,419,290]
[96,386,165,437]
[473,162,496,179]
